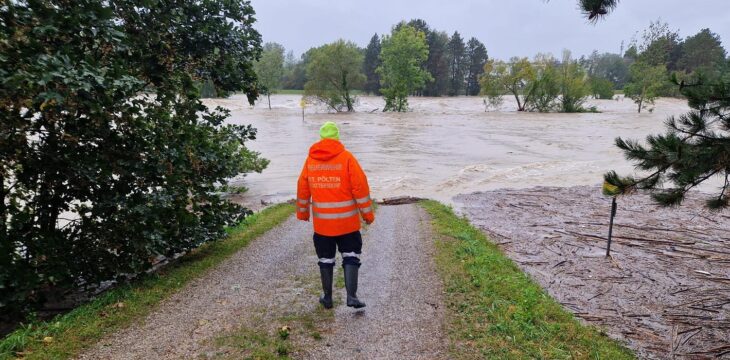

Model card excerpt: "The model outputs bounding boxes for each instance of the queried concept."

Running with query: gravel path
[298,204,447,360]
[78,215,315,359]
[78,204,447,359]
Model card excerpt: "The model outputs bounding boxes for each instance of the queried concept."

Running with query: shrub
[590,77,615,99]
[0,1,266,317]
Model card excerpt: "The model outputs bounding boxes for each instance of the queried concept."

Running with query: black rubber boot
[343,264,366,308]
[319,267,333,309]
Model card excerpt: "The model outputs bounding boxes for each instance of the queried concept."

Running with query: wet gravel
[455,186,730,360]
[78,216,315,359]
[78,204,447,359]
[297,204,448,360]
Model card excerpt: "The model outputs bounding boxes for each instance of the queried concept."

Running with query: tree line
[253,19,489,112]
[476,21,727,113]
[254,19,727,114]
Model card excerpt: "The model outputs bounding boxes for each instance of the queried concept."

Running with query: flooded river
[205,94,695,208]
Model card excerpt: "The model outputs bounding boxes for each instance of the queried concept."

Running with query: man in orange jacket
[297,121,374,309]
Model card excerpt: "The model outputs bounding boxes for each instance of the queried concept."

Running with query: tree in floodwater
[589,77,616,99]
[378,25,432,112]
[624,61,666,113]
[0,0,268,315]
[254,42,285,109]
[480,57,536,111]
[363,34,382,95]
[447,31,467,96]
[465,37,489,96]
[304,40,365,112]
[529,54,560,112]
[558,50,591,113]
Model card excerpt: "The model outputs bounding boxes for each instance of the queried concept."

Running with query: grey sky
[248,0,730,60]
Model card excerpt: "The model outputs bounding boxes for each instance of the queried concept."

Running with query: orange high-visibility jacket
[297,139,374,236]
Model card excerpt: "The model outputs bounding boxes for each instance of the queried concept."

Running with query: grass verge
[420,200,635,359]
[0,204,295,360]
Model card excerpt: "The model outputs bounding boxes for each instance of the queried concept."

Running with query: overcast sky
[248,0,730,60]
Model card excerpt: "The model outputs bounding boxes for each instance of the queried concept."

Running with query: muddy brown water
[205,94,708,209]
[456,186,730,360]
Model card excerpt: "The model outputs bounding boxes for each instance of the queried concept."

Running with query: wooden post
[606,197,617,257]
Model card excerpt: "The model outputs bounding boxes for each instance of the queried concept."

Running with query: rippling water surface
[205,94,698,207]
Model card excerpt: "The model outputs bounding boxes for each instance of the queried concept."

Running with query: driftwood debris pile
[456,186,730,360]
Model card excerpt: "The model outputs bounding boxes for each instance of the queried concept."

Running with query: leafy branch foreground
[420,200,634,359]
[0,204,294,360]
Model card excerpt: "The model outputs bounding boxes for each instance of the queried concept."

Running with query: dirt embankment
[456,186,730,360]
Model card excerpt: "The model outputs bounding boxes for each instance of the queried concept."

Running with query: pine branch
[578,0,619,23]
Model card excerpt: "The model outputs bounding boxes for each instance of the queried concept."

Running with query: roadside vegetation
[420,200,634,359]
[0,205,294,360]
[1,0,268,325]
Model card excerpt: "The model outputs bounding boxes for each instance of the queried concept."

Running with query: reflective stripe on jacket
[296,139,374,236]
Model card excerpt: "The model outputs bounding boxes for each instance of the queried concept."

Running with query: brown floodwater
[205,94,700,208]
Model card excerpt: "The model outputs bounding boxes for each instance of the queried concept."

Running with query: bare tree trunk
[267,93,271,110]
[343,72,354,112]
[638,97,643,113]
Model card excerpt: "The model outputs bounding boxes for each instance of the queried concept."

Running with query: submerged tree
[529,54,560,112]
[254,42,285,109]
[304,40,365,112]
[624,61,667,113]
[378,25,432,112]
[590,77,616,99]
[480,57,536,111]
[558,50,591,113]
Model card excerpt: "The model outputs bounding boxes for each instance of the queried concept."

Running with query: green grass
[419,200,635,360]
[0,204,295,360]
[276,89,304,95]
